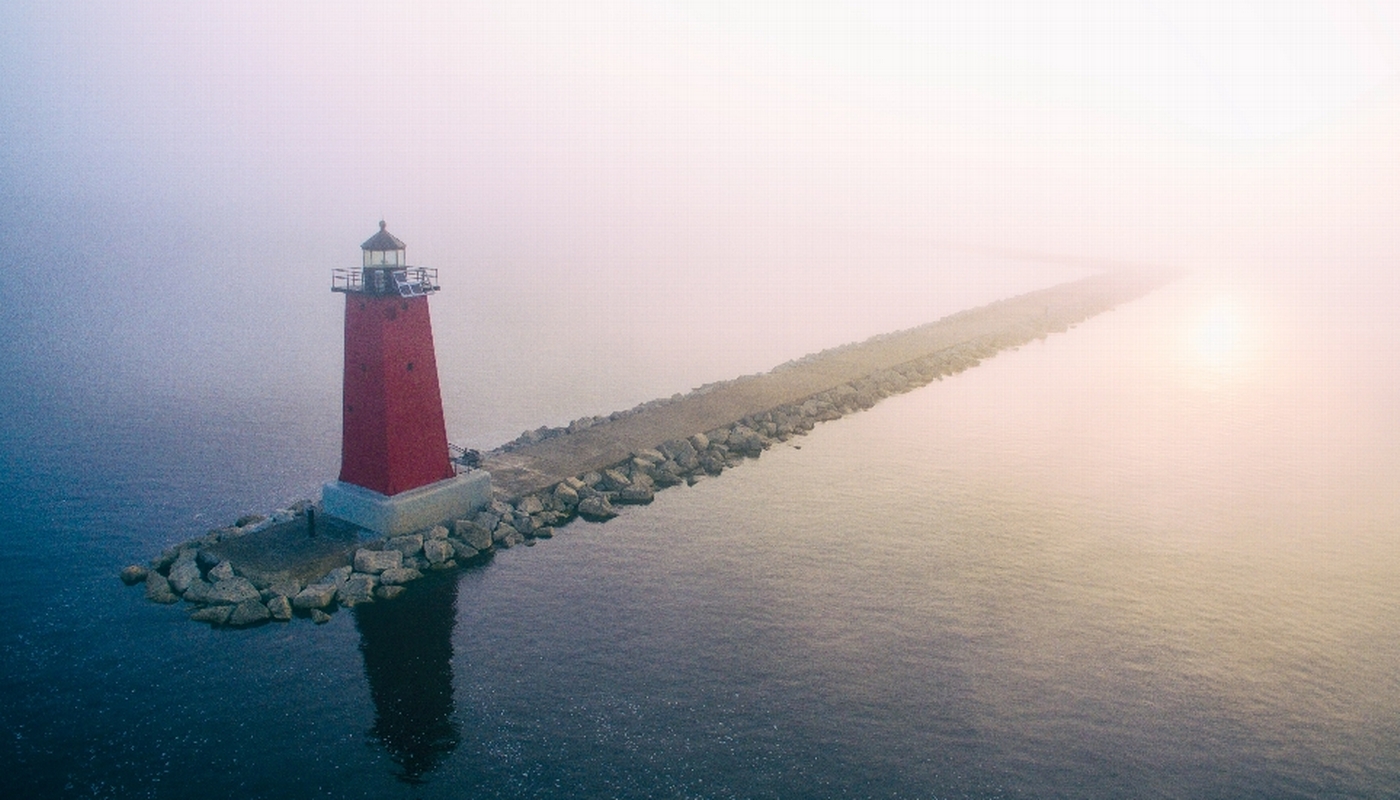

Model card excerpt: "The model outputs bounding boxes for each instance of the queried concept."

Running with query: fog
[2,1,1397,441]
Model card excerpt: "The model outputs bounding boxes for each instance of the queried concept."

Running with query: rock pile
[123,508,502,627]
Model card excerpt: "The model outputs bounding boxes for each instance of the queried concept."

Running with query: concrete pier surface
[202,515,370,587]
[481,270,1167,500]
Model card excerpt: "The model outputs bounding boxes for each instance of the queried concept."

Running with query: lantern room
[362,220,405,267]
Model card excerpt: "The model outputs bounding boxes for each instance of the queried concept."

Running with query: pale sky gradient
[1,1,1398,408]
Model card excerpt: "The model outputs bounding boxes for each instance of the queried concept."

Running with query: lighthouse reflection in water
[354,574,462,784]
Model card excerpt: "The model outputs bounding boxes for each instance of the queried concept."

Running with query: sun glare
[1190,296,1245,370]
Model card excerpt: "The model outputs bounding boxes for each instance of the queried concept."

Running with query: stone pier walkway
[481,270,1166,500]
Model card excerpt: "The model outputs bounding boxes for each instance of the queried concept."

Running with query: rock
[207,577,261,605]
[385,534,425,557]
[518,495,545,515]
[450,541,480,560]
[455,520,493,551]
[689,432,710,451]
[292,582,338,610]
[190,605,233,626]
[510,512,536,534]
[423,538,453,565]
[375,585,406,601]
[552,483,580,508]
[492,523,519,544]
[473,510,502,532]
[167,551,202,594]
[228,598,271,627]
[698,452,725,476]
[652,468,684,488]
[207,561,235,583]
[145,572,178,604]
[337,575,377,607]
[195,549,223,571]
[428,525,450,540]
[580,471,603,487]
[235,514,265,528]
[322,566,353,586]
[428,559,457,571]
[533,527,554,539]
[577,496,618,521]
[354,548,402,575]
[615,485,655,505]
[600,469,631,491]
[729,426,765,457]
[266,595,293,621]
[270,508,295,524]
[378,567,423,586]
[182,578,215,604]
[120,565,148,585]
[268,577,302,598]
[309,609,332,624]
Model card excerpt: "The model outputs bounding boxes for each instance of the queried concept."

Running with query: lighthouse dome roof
[361,221,405,251]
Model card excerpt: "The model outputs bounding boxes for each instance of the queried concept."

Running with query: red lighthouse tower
[321,222,490,535]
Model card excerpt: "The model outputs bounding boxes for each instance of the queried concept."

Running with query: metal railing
[331,266,440,296]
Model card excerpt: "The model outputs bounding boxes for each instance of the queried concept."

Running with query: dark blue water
[3,261,1398,798]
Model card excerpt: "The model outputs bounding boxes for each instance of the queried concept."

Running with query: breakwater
[124,269,1171,626]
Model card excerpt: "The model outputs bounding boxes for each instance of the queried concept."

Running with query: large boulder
[228,598,271,627]
[615,485,655,505]
[599,469,631,492]
[454,520,493,551]
[337,575,377,607]
[266,595,293,621]
[551,483,580,509]
[354,549,402,575]
[120,565,148,586]
[728,426,765,457]
[292,582,338,610]
[577,496,618,521]
[492,523,520,544]
[378,567,423,586]
[385,534,424,557]
[517,495,545,515]
[167,551,202,595]
[423,538,453,565]
[449,541,480,560]
[145,572,178,604]
[207,561,235,583]
[427,525,450,540]
[207,577,261,605]
[182,578,215,605]
[268,577,302,599]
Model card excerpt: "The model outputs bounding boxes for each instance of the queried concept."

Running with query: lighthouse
[320,222,490,536]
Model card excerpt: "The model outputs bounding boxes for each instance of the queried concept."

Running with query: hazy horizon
[2,1,1398,424]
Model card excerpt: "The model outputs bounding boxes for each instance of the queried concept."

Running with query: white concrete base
[321,471,492,537]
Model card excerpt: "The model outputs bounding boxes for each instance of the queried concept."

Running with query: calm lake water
[2,261,1397,798]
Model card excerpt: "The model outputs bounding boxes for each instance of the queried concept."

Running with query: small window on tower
[406,362,415,371]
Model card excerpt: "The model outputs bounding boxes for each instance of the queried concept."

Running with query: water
[2,262,1398,798]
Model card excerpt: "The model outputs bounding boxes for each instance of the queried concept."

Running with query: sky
[1,1,1398,410]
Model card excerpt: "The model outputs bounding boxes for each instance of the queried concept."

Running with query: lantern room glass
[363,248,404,267]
